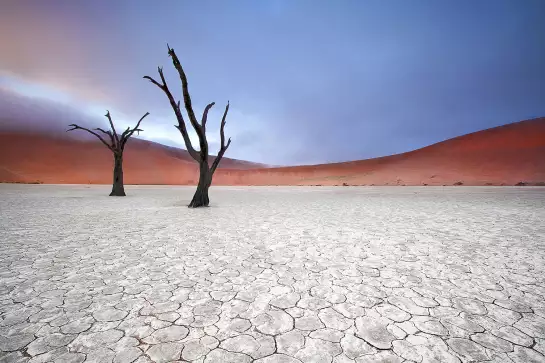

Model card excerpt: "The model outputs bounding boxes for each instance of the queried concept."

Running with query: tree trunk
[189,164,211,207]
[110,154,126,196]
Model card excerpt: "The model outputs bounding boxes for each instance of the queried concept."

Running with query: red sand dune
[1,117,544,186]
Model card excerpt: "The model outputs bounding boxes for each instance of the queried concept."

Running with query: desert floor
[1,185,545,363]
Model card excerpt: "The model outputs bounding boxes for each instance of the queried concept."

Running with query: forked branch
[67,111,149,153]
[120,112,149,147]
[144,61,201,161]
[143,67,166,90]
[167,44,204,139]
[67,124,115,152]
[95,127,115,145]
[105,111,120,144]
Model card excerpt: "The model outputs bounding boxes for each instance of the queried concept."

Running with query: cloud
[0,75,283,164]
[0,84,104,135]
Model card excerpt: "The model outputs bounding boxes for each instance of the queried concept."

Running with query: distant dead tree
[144,45,232,208]
[67,111,149,196]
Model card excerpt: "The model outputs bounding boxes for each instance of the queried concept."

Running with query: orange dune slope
[1,117,544,186]
[0,134,265,185]
[217,117,545,186]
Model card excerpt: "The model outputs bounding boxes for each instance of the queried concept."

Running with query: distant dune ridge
[1,117,544,186]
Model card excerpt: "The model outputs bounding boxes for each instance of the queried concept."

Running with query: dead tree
[144,45,232,208]
[67,111,149,196]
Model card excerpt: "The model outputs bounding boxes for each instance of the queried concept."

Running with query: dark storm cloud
[1,0,544,165]
[0,87,104,136]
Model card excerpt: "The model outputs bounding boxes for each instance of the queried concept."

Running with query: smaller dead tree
[144,44,232,208]
[67,111,149,196]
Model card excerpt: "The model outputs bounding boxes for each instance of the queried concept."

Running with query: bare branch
[174,124,200,162]
[170,97,200,161]
[157,66,168,87]
[147,66,201,160]
[95,127,115,145]
[67,124,114,152]
[219,101,229,149]
[144,47,206,162]
[121,112,150,147]
[143,69,165,90]
[120,127,131,141]
[210,102,232,174]
[104,111,120,146]
[167,45,204,137]
[144,67,200,161]
[133,112,149,132]
[210,137,231,175]
[201,102,215,131]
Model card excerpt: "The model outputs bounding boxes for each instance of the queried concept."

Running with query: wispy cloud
[0,74,281,163]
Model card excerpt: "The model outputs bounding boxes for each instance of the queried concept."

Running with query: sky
[0,0,544,165]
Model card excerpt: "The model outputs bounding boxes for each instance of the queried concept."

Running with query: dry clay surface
[1,185,545,363]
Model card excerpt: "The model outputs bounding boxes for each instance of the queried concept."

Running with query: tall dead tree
[144,45,232,208]
[67,111,149,196]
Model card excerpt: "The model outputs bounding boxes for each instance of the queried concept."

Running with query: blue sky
[1,0,544,165]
